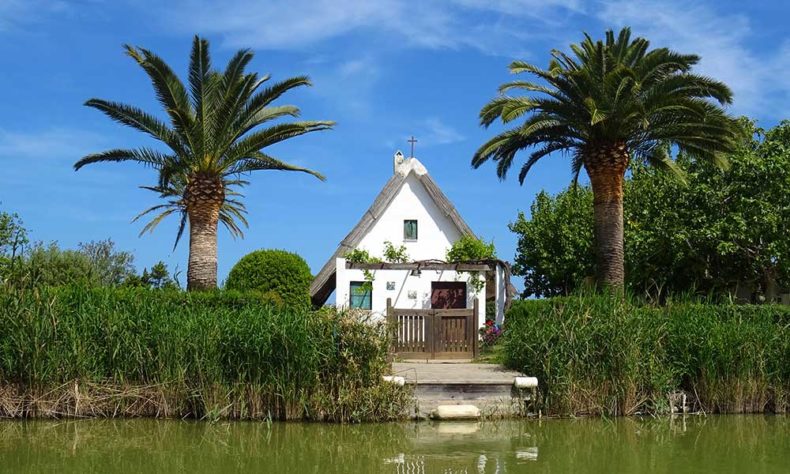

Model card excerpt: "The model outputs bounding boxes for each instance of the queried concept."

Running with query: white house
[310,151,513,328]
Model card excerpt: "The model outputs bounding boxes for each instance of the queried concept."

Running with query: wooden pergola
[345,261,494,272]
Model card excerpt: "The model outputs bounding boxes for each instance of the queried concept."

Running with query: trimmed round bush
[225,249,312,308]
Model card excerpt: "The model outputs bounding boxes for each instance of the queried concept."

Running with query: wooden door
[431,282,466,309]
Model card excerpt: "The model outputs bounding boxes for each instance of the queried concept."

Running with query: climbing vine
[344,248,380,292]
[446,235,497,295]
[382,241,409,263]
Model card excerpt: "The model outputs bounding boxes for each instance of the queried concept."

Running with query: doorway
[431,281,467,309]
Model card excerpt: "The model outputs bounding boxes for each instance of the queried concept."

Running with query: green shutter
[349,281,372,309]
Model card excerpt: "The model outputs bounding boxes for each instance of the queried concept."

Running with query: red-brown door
[431,282,467,309]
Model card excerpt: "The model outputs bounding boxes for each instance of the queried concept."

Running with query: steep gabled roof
[310,159,475,306]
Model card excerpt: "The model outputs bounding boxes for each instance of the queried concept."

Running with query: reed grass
[0,286,410,422]
[503,293,789,416]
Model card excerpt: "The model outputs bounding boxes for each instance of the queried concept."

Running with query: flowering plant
[479,319,503,347]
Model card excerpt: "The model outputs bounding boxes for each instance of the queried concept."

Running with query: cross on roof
[408,136,417,157]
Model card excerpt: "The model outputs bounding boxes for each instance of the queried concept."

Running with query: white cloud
[420,118,465,146]
[0,127,106,160]
[0,0,69,32]
[154,0,581,54]
[598,0,790,118]
[386,118,465,151]
[307,55,381,117]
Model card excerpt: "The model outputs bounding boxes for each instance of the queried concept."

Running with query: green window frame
[349,281,372,310]
[404,219,418,240]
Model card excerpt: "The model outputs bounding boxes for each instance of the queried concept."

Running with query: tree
[75,36,334,290]
[78,239,136,286]
[510,120,790,299]
[0,211,28,282]
[124,260,179,289]
[473,27,740,290]
[10,239,137,288]
[0,211,28,255]
[509,189,594,297]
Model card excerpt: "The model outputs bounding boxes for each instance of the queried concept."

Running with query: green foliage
[510,189,595,297]
[446,235,497,262]
[76,239,136,286]
[344,248,380,264]
[446,235,497,295]
[123,261,180,289]
[74,36,334,250]
[511,121,790,299]
[0,211,28,282]
[225,249,312,308]
[0,286,408,422]
[502,294,790,416]
[20,242,96,287]
[473,27,740,183]
[382,241,409,263]
[344,248,381,290]
[6,239,137,289]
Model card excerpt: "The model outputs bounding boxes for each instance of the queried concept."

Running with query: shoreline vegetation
[0,287,409,422]
[1,286,787,422]
[502,294,789,417]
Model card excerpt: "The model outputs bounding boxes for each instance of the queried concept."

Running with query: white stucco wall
[331,156,506,325]
[355,171,463,261]
[335,258,487,326]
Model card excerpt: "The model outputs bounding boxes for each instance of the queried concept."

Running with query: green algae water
[1,416,787,473]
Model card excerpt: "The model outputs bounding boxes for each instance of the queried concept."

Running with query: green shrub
[0,286,409,422]
[225,249,312,308]
[502,294,790,416]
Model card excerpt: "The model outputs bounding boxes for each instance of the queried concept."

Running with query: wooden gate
[386,298,479,359]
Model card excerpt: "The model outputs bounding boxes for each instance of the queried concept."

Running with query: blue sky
[0,0,788,287]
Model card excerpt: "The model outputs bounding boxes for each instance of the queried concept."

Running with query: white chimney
[393,150,407,175]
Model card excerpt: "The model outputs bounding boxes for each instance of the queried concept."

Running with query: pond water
[0,416,787,473]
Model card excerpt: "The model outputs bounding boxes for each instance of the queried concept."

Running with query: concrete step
[431,404,480,420]
[413,382,514,401]
[410,387,526,419]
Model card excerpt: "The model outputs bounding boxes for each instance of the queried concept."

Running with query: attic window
[404,220,418,240]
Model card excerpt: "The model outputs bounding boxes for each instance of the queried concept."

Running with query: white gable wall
[355,172,463,260]
[334,163,495,326]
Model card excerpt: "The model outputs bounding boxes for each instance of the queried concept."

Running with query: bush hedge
[224,249,312,308]
[503,294,790,416]
[0,286,408,422]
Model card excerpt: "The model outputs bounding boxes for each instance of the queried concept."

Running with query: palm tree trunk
[583,142,630,290]
[185,175,225,290]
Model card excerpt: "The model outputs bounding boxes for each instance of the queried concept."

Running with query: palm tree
[75,36,334,290]
[473,27,740,289]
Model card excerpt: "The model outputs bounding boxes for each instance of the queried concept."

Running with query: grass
[0,286,410,422]
[502,293,790,417]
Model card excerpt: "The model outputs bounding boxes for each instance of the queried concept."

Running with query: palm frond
[78,36,334,256]
[473,27,740,184]
[75,148,172,170]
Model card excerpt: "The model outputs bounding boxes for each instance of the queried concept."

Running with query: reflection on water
[0,415,787,473]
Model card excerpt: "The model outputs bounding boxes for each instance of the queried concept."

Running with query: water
[0,416,787,473]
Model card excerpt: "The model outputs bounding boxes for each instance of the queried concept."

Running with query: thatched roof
[310,161,475,306]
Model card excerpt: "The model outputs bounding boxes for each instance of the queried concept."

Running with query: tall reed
[503,293,789,416]
[0,286,409,422]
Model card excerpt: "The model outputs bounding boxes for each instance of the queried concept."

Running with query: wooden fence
[386,298,479,359]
